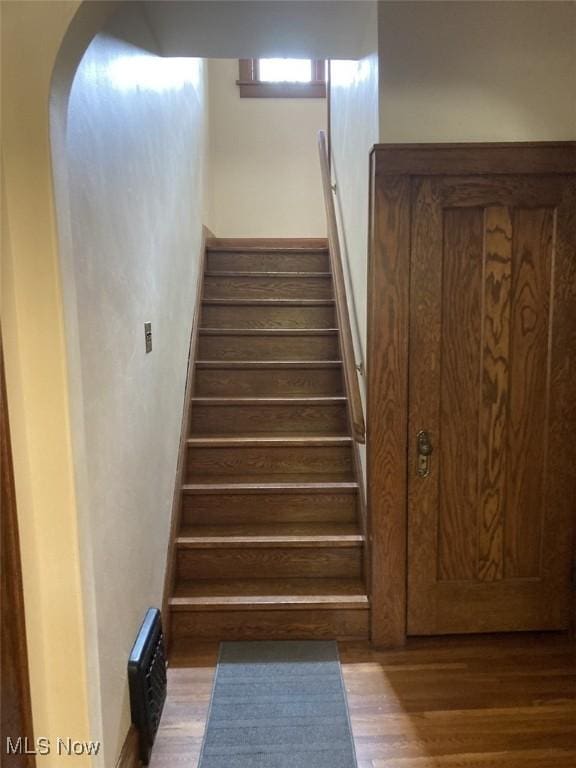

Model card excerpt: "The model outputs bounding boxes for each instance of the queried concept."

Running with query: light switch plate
[144,322,152,353]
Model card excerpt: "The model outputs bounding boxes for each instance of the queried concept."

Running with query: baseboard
[161,225,210,650]
[115,725,140,768]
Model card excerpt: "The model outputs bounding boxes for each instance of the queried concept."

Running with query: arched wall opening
[45,2,377,764]
[3,1,373,768]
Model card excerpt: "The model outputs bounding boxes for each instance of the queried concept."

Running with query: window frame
[237,58,326,99]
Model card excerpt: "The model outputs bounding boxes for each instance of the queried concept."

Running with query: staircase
[166,238,369,650]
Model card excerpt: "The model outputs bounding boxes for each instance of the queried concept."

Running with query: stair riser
[185,446,354,482]
[204,275,333,300]
[194,368,344,397]
[170,609,369,641]
[176,547,362,580]
[198,335,339,362]
[181,492,358,526]
[207,251,330,273]
[201,304,336,329]
[189,404,348,436]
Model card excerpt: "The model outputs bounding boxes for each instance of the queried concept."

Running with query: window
[259,58,312,83]
[237,58,326,98]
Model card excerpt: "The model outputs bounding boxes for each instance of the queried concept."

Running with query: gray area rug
[198,640,358,768]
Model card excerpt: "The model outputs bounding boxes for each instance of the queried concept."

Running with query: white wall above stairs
[207,58,327,238]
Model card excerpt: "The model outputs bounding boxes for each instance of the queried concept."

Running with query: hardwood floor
[148,633,576,768]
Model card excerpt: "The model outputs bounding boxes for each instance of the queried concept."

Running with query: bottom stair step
[170,608,369,642]
[169,580,369,643]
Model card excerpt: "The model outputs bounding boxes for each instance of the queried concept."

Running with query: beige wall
[54,6,210,764]
[379,1,576,141]
[1,2,92,765]
[330,50,378,375]
[207,58,327,237]
[329,3,379,481]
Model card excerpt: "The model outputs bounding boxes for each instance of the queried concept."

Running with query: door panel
[407,176,576,635]
[438,206,484,582]
[478,205,512,582]
[506,207,553,578]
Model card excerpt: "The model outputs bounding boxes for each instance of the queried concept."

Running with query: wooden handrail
[318,130,366,443]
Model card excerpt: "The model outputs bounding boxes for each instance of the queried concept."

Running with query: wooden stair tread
[198,328,339,336]
[205,271,331,277]
[191,396,346,405]
[183,473,354,485]
[207,248,329,254]
[177,538,362,549]
[181,481,358,494]
[186,436,352,447]
[202,299,335,306]
[176,522,364,548]
[195,360,342,369]
[170,595,368,610]
[206,244,328,254]
[173,577,367,598]
[171,596,367,612]
[171,579,368,611]
[189,434,351,442]
[179,522,361,537]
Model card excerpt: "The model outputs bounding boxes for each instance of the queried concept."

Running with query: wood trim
[114,725,140,768]
[313,60,326,82]
[372,142,576,176]
[573,524,576,638]
[238,82,326,99]
[161,228,210,652]
[318,130,366,445]
[237,58,326,99]
[367,168,411,648]
[238,58,256,82]
[1,329,36,767]
[326,60,332,165]
[352,440,369,595]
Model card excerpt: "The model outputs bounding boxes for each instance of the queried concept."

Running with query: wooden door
[407,175,576,635]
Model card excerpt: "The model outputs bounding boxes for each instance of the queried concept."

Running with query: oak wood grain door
[407,175,576,634]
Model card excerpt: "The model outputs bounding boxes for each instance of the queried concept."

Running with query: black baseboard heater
[128,608,167,764]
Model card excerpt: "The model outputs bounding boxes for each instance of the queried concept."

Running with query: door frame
[1,330,36,765]
[366,142,576,647]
